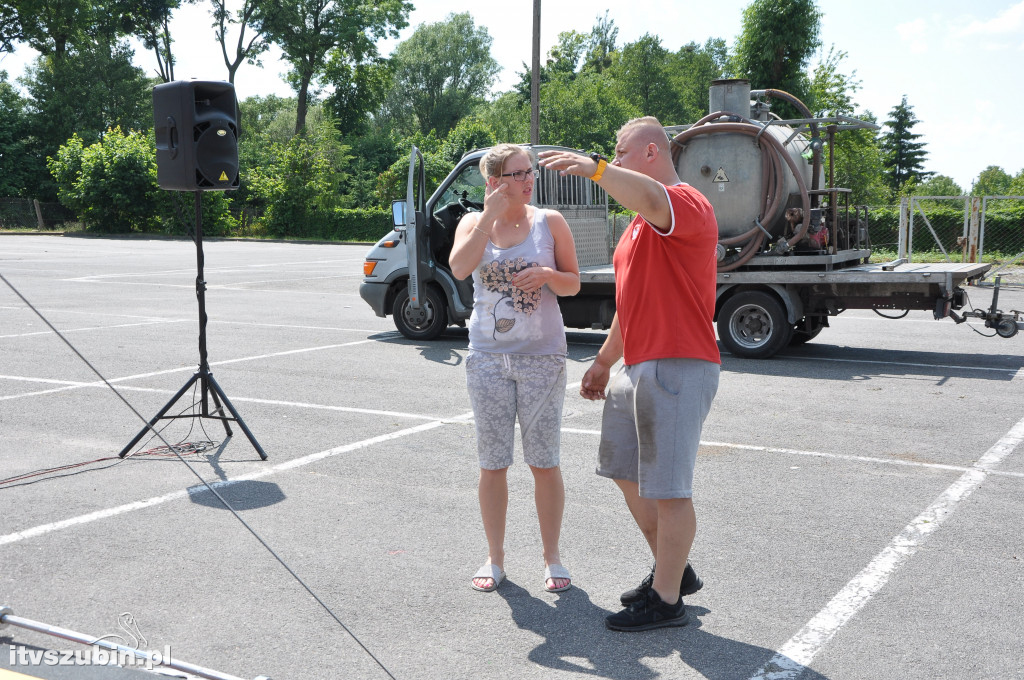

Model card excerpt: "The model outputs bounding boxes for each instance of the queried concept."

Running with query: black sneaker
[606,588,690,632]
[620,562,703,606]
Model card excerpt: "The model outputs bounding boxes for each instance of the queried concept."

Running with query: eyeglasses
[499,168,535,182]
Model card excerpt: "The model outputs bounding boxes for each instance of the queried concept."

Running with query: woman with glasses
[449,144,581,594]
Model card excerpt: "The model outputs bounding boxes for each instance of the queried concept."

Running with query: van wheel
[717,291,793,359]
[393,285,448,340]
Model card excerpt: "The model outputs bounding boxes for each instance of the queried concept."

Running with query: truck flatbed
[718,261,991,287]
[580,261,991,289]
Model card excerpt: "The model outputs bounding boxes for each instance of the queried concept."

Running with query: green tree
[0,70,30,195]
[584,11,618,73]
[915,175,963,197]
[374,141,449,208]
[879,95,933,193]
[806,46,886,204]
[387,12,500,137]
[833,123,889,205]
[539,71,639,154]
[0,1,25,53]
[245,110,351,235]
[612,33,725,127]
[15,0,94,60]
[240,93,297,141]
[13,0,172,61]
[323,54,392,134]
[129,0,197,82]
[475,91,528,143]
[972,166,1013,196]
[664,38,728,123]
[211,0,270,84]
[236,94,295,214]
[612,35,677,123]
[439,116,495,164]
[1010,169,1024,196]
[342,129,399,208]
[732,0,822,114]
[259,0,410,133]
[20,43,152,199]
[512,20,617,101]
[807,46,858,117]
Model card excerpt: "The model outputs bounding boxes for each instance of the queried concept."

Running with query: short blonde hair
[617,116,669,153]
[479,144,533,180]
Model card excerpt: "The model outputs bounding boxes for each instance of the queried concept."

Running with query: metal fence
[0,198,77,230]
[871,195,1024,287]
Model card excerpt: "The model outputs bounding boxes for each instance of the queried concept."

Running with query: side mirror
[391,200,407,228]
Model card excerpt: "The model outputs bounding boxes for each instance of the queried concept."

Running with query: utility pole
[531,0,540,145]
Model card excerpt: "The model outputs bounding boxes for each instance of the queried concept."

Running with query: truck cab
[359,145,611,340]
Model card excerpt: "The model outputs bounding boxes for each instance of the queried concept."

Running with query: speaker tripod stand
[118,191,267,460]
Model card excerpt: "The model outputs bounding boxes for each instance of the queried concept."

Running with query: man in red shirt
[539,118,720,631]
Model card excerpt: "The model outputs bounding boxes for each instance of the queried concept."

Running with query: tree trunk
[295,74,311,133]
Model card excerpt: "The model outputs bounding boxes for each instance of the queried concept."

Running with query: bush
[47,128,156,232]
[278,207,391,241]
[48,128,236,234]
[245,116,351,238]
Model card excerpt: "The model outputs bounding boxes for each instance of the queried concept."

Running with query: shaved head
[617,116,670,154]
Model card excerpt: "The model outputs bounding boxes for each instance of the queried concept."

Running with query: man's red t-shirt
[613,183,721,366]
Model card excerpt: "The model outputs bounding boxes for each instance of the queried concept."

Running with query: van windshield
[437,163,485,209]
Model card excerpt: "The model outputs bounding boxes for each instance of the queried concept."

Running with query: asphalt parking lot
[1,235,1022,680]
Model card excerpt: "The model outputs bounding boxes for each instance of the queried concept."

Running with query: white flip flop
[471,563,505,592]
[544,564,572,593]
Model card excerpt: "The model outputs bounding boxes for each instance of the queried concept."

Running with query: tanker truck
[359,79,1022,358]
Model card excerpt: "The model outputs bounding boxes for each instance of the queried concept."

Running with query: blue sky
[2,0,1021,190]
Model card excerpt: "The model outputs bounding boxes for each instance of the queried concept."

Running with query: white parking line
[0,319,190,339]
[782,353,1018,375]
[6,405,1022,550]
[0,419,454,548]
[749,413,1024,680]
[0,340,374,402]
[699,439,1024,479]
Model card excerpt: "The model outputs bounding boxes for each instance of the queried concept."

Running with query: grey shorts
[465,351,567,470]
[597,358,719,499]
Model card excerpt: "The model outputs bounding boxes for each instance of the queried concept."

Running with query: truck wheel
[392,285,448,340]
[790,317,826,346]
[718,291,793,358]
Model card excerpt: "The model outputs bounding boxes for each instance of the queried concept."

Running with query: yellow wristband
[589,158,607,181]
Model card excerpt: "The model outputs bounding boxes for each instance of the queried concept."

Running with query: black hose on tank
[671,114,811,272]
[751,88,822,203]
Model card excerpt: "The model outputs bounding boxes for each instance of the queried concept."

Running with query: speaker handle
[166,116,178,159]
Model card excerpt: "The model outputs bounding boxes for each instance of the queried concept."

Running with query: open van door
[391,146,431,314]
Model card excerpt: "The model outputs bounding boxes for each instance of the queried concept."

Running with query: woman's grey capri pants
[465,350,567,470]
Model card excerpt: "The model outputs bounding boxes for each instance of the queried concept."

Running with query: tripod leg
[118,373,201,458]
[206,374,268,460]
[203,373,235,438]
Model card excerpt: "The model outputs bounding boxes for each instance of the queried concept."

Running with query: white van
[359,145,614,340]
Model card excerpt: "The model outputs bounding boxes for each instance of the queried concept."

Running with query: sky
[1,0,1022,190]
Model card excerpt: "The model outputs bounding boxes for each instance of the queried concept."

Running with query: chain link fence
[862,196,1023,287]
[0,198,78,230]
[979,197,1024,283]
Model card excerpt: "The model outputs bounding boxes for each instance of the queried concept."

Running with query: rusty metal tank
[671,80,825,269]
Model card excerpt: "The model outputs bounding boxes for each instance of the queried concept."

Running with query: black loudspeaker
[153,80,239,191]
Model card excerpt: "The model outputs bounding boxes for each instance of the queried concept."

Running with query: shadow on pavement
[498,581,830,680]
